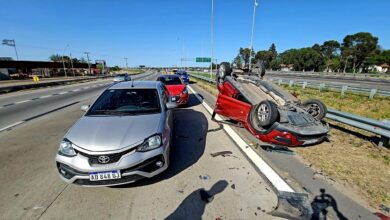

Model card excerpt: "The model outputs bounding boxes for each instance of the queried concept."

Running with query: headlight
[137,134,162,152]
[182,87,188,94]
[59,139,77,157]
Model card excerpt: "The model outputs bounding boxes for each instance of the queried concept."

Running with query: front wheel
[216,62,231,84]
[301,99,327,120]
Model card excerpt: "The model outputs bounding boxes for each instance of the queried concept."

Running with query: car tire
[250,100,279,129]
[216,62,231,84]
[301,99,327,120]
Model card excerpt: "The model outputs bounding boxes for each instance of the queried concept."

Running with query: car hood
[166,85,185,96]
[66,113,162,152]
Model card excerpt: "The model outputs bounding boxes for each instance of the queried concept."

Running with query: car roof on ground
[109,81,160,89]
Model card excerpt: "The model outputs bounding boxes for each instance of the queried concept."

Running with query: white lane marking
[187,85,295,193]
[0,121,25,132]
[40,95,52,99]
[15,100,31,104]
[58,91,68,95]
[72,89,80,92]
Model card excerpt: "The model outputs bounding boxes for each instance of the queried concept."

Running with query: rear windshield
[157,76,182,85]
[176,72,188,76]
[87,89,160,116]
[115,74,126,77]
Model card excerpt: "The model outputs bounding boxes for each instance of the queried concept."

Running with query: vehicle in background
[157,74,188,106]
[56,81,176,186]
[213,61,329,147]
[175,70,190,84]
[113,73,131,82]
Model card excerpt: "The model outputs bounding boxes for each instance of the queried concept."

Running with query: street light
[2,39,19,60]
[62,44,69,77]
[210,0,214,78]
[248,0,258,71]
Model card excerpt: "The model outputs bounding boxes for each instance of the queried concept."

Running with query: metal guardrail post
[319,83,325,91]
[289,80,294,87]
[379,120,390,147]
[302,82,307,89]
[278,79,282,85]
[341,85,348,97]
[369,89,377,100]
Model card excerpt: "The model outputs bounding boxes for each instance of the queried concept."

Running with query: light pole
[248,0,258,71]
[84,52,91,75]
[2,39,19,60]
[124,57,128,69]
[210,0,214,78]
[62,44,69,77]
[69,53,75,77]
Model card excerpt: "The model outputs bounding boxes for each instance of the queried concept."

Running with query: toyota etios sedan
[56,81,176,186]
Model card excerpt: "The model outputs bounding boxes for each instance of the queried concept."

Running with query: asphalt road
[189,82,379,220]
[266,72,390,91]
[0,72,279,219]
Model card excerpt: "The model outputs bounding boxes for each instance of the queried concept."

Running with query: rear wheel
[250,100,279,129]
[255,60,266,78]
[216,62,231,84]
[301,99,327,120]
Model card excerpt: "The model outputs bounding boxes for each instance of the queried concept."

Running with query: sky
[0,0,389,67]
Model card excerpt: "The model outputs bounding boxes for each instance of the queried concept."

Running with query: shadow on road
[165,180,228,220]
[311,188,347,220]
[113,95,208,188]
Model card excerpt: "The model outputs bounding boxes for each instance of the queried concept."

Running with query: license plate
[171,97,176,101]
[89,170,121,181]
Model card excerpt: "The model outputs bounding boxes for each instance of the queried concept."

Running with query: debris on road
[199,174,210,180]
[259,144,295,155]
[210,151,233,157]
[231,184,236,190]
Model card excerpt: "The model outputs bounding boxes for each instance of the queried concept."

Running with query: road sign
[196,57,211,62]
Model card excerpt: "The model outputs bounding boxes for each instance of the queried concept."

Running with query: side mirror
[166,101,177,110]
[81,105,90,112]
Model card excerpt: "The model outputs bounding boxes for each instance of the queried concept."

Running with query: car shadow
[165,180,228,220]
[113,106,208,188]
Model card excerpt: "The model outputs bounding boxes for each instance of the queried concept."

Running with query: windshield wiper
[87,110,130,116]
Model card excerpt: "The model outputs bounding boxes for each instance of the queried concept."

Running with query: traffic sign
[196,57,211,62]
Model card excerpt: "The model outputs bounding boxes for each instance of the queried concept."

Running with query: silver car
[56,81,176,186]
[113,73,131,82]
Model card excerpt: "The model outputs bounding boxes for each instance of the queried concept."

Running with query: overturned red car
[213,62,329,147]
[157,74,188,106]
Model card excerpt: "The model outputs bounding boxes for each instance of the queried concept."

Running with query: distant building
[369,64,389,73]
[280,64,294,71]
[0,60,99,80]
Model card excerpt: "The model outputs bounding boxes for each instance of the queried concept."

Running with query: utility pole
[210,0,214,78]
[69,53,75,77]
[248,0,258,71]
[84,52,91,75]
[124,57,128,69]
[62,44,69,77]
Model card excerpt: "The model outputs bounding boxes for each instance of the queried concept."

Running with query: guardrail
[0,76,111,93]
[267,70,390,78]
[268,78,390,99]
[189,73,390,147]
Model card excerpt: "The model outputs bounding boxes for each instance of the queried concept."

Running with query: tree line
[232,32,390,73]
[49,54,88,64]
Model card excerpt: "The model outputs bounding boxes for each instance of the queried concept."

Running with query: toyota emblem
[98,155,110,164]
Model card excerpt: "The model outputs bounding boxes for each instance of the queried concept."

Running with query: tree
[269,43,277,60]
[341,32,378,73]
[321,40,340,71]
[239,47,254,67]
[280,48,324,71]
[49,54,63,62]
[111,66,121,71]
[233,55,242,68]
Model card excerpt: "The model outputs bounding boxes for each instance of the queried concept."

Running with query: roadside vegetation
[190,77,390,209]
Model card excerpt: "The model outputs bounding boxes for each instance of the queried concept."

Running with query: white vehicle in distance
[113,73,131,82]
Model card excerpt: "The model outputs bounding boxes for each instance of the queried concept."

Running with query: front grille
[74,174,143,186]
[77,147,136,165]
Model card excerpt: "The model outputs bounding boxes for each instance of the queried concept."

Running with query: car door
[160,85,173,147]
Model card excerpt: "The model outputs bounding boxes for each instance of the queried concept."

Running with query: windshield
[87,89,160,116]
[115,74,127,77]
[157,76,182,85]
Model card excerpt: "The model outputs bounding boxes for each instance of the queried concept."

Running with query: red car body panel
[165,84,188,105]
[215,80,308,147]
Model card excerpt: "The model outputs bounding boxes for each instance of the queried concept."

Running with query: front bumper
[56,144,169,187]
